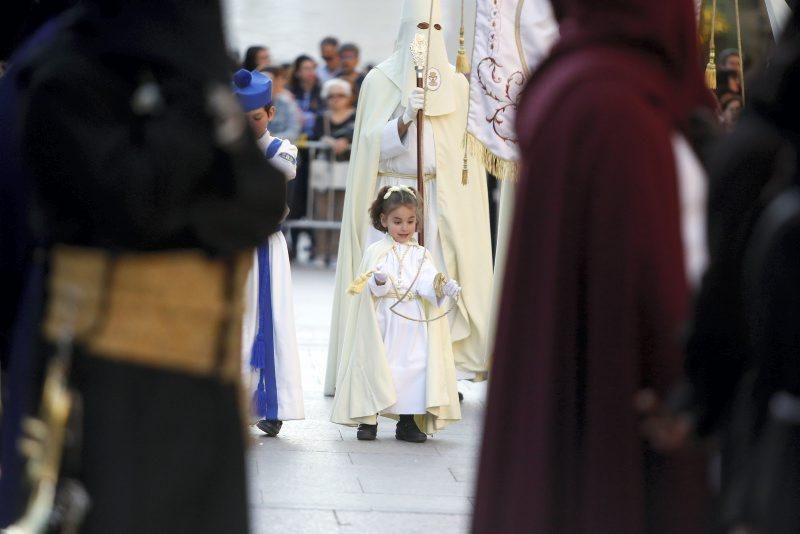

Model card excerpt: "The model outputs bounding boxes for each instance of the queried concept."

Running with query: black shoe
[256,419,283,437]
[357,423,377,441]
[458,391,464,403]
[396,415,427,443]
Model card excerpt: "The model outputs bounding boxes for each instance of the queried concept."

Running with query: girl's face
[380,204,417,244]
[245,106,276,137]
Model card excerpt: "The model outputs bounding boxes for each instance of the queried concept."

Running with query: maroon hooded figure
[472,1,716,533]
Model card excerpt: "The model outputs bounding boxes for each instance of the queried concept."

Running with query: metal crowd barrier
[283,139,350,231]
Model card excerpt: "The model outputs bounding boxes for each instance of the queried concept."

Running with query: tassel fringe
[253,373,268,418]
[466,133,518,182]
[250,335,267,369]
[705,47,717,91]
[456,45,470,74]
[348,271,375,295]
[705,61,717,91]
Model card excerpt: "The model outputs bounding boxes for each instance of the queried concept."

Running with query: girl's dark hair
[369,186,421,232]
[243,46,267,71]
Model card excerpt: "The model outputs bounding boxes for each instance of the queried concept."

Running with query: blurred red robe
[472,1,716,532]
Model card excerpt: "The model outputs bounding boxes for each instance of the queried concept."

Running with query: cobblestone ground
[246,266,487,534]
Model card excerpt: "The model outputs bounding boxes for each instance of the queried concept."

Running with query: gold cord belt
[43,245,251,381]
[380,289,420,302]
[377,171,436,182]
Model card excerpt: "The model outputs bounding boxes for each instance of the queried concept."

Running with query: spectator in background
[719,92,742,133]
[243,45,270,71]
[263,64,302,141]
[718,47,741,72]
[716,67,741,99]
[337,42,365,107]
[309,78,356,268]
[287,54,324,260]
[317,36,341,83]
[289,54,323,137]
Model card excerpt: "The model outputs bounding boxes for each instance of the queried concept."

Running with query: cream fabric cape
[324,67,493,396]
[329,236,461,433]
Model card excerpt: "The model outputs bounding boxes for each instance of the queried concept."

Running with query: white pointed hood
[375,0,456,117]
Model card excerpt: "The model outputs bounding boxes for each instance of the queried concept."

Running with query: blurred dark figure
[317,35,341,83]
[243,44,270,71]
[652,6,800,533]
[0,1,287,532]
[472,0,716,532]
[0,0,77,62]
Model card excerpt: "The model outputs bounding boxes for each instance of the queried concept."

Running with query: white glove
[443,279,461,298]
[373,264,388,284]
[401,87,425,125]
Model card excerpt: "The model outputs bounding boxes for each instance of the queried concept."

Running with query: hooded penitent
[378,0,456,117]
[473,0,715,533]
[324,0,493,396]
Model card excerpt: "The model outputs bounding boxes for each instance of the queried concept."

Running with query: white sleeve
[268,139,298,181]
[380,118,409,161]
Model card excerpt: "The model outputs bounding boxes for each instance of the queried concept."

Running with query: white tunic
[368,239,444,414]
[241,232,304,421]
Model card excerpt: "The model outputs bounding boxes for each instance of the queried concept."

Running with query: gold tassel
[347,271,375,295]
[456,0,470,73]
[705,52,717,91]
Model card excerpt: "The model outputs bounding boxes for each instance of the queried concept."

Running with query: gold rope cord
[705,0,718,90]
[385,256,459,323]
[456,0,470,73]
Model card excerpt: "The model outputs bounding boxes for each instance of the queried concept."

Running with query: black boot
[396,415,427,443]
[256,419,283,437]
[357,422,377,441]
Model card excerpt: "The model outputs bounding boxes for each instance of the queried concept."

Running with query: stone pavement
[246,266,487,534]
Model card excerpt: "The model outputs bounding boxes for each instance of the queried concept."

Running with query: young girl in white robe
[330,185,462,442]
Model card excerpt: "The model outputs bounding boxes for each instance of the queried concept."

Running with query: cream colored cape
[329,236,461,433]
[324,67,493,395]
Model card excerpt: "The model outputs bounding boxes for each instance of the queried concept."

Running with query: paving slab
[247,266,485,533]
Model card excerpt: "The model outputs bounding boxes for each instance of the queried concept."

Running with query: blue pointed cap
[232,68,272,112]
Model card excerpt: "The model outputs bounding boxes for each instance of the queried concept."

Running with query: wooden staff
[410,28,430,246]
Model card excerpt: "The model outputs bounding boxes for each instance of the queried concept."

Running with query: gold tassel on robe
[455,0,470,73]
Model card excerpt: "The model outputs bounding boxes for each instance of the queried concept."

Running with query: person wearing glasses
[310,78,356,268]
